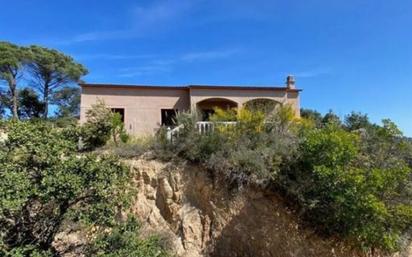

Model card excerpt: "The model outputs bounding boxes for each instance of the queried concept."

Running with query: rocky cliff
[129,157,412,257]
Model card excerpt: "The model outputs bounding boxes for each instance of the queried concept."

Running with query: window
[111,108,125,123]
[161,109,178,127]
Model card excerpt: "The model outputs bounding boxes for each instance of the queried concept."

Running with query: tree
[0,42,28,120]
[51,86,80,118]
[0,88,45,119]
[0,89,9,119]
[322,109,341,126]
[18,88,45,119]
[344,111,370,131]
[300,108,323,128]
[0,121,134,256]
[27,45,88,118]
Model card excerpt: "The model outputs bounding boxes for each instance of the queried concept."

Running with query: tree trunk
[43,83,49,118]
[10,78,19,120]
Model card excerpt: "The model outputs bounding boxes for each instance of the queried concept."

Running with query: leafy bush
[80,100,130,151]
[86,216,169,257]
[279,122,412,251]
[81,100,114,150]
[155,106,298,186]
[0,121,167,256]
[97,135,154,159]
[155,106,412,252]
[111,112,129,146]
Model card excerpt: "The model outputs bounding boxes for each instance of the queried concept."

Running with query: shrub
[81,100,114,150]
[86,216,169,257]
[80,100,130,151]
[97,135,154,159]
[155,106,298,186]
[155,106,412,252]
[279,123,412,251]
[0,121,132,255]
[111,112,129,146]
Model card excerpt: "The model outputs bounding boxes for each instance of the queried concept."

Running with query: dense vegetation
[2,39,411,255]
[0,41,86,120]
[155,106,412,252]
[0,116,168,256]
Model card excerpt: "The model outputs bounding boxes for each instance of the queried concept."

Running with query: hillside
[126,156,412,257]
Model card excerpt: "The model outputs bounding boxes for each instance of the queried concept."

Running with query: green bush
[97,136,154,159]
[111,112,129,146]
[86,216,169,257]
[80,100,130,151]
[0,121,167,256]
[155,106,298,186]
[280,123,412,251]
[81,100,114,150]
[155,107,412,252]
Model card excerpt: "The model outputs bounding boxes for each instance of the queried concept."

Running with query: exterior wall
[80,86,190,135]
[286,91,301,117]
[189,88,300,115]
[80,85,301,135]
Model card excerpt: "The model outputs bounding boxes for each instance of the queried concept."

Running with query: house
[80,76,301,135]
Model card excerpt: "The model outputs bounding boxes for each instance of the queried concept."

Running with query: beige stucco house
[80,76,301,135]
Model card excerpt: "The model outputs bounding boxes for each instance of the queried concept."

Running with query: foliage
[0,41,29,119]
[86,216,169,257]
[279,122,412,251]
[344,111,370,131]
[300,108,323,128]
[27,45,88,118]
[0,41,88,121]
[0,89,8,119]
[81,100,114,151]
[51,86,81,118]
[155,106,298,187]
[0,121,135,256]
[322,109,342,126]
[0,88,45,119]
[18,88,45,118]
[243,98,279,115]
[156,106,412,252]
[111,112,129,146]
[97,136,154,159]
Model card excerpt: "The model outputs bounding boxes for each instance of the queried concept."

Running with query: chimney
[286,75,295,89]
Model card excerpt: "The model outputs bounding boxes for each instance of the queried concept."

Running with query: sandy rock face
[130,157,412,257]
[52,157,411,257]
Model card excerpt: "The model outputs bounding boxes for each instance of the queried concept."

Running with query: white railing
[166,124,184,142]
[196,121,237,134]
[166,121,237,142]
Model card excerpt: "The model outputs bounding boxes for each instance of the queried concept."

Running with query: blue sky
[1,0,412,135]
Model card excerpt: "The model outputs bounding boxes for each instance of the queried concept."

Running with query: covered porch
[195,97,238,121]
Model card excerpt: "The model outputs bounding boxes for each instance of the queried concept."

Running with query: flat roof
[80,83,302,92]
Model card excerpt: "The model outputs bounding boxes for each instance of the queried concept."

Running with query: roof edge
[79,83,302,92]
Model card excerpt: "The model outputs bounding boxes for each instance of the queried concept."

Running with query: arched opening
[196,98,238,121]
[243,98,280,116]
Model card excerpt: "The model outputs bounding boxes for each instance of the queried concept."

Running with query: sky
[1,0,412,135]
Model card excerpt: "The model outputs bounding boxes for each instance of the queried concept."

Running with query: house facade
[80,76,301,135]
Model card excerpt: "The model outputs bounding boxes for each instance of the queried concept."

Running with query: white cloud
[56,0,197,45]
[117,48,241,78]
[21,0,278,45]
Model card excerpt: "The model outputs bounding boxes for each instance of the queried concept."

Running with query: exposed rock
[52,156,411,257]
[129,157,412,257]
